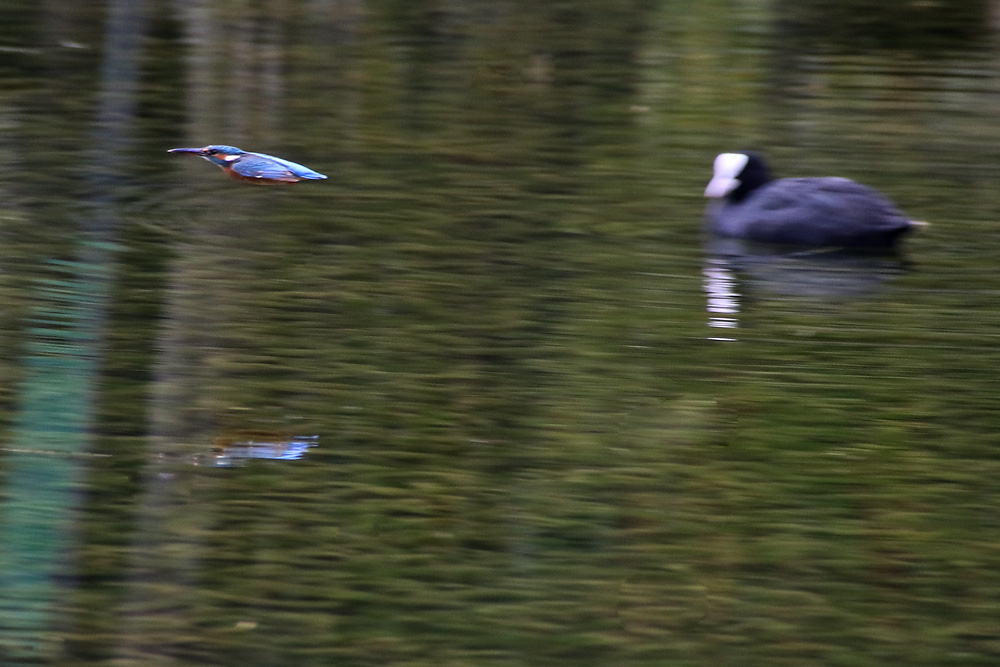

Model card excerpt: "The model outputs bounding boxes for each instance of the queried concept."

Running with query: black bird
[704,152,919,248]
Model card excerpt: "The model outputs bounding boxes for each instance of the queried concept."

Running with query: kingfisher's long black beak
[167,147,204,154]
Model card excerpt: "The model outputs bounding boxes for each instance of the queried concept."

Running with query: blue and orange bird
[167,145,327,185]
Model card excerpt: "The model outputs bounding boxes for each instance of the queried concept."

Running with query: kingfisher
[168,145,327,184]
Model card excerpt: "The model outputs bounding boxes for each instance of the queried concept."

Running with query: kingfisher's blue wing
[234,152,327,181]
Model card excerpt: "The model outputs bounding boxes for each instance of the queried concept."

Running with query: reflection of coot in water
[705,237,909,299]
[704,152,919,249]
[702,239,910,340]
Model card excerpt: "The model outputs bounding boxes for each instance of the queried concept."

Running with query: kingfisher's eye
[205,149,217,155]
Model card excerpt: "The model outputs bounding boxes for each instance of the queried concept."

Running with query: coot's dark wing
[709,177,912,247]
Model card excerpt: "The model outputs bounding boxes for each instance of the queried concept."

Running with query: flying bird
[168,145,327,185]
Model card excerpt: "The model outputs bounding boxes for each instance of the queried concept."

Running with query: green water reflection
[1,1,1000,666]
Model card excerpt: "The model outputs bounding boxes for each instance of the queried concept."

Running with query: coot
[704,152,917,248]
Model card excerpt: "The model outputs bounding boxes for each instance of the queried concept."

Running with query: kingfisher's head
[168,145,246,167]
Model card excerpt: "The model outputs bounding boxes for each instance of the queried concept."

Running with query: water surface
[2,1,1000,665]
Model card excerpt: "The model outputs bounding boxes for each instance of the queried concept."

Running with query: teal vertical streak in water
[0,254,106,662]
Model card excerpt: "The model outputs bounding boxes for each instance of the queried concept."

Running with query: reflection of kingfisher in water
[168,145,327,185]
[208,433,318,467]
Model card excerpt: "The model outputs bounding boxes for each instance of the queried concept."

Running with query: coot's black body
[704,152,916,248]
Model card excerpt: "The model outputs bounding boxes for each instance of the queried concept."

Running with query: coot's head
[704,152,773,203]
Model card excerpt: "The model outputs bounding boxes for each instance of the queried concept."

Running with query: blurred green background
[1,0,999,665]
